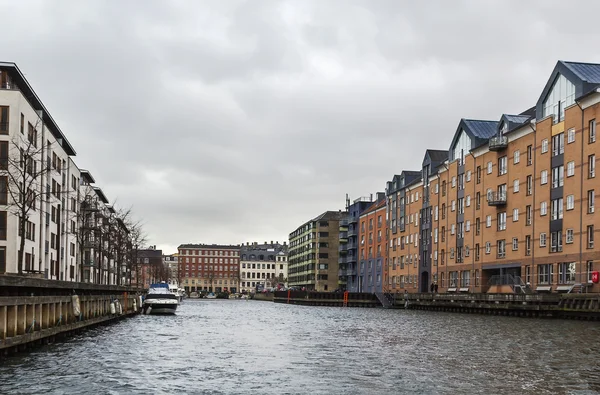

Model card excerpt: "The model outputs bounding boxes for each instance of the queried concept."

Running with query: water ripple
[1,300,600,394]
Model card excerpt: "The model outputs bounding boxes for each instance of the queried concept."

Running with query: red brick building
[177,244,240,293]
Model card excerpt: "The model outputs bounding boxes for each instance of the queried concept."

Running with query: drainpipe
[468,151,476,290]
[527,120,536,290]
[575,100,584,285]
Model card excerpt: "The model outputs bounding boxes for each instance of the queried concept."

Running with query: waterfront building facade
[0,62,133,285]
[163,253,179,282]
[339,196,376,292]
[239,241,287,293]
[357,195,387,293]
[132,247,164,289]
[389,60,600,294]
[288,211,346,291]
[177,244,240,293]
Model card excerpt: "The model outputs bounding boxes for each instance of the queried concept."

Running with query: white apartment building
[239,242,288,293]
[0,62,130,284]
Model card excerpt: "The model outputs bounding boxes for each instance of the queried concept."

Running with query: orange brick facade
[386,61,600,294]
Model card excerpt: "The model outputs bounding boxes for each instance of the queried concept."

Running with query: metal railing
[489,135,508,150]
[487,274,530,294]
[487,191,507,206]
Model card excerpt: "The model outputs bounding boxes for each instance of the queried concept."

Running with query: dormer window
[501,122,507,135]
[543,74,575,123]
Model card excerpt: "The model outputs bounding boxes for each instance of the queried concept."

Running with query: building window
[526,205,532,226]
[552,133,564,156]
[540,232,547,247]
[476,166,481,184]
[452,176,456,188]
[485,242,491,254]
[466,195,471,207]
[566,228,574,244]
[566,195,574,211]
[552,165,564,188]
[590,119,596,143]
[497,240,505,258]
[567,128,575,144]
[487,161,492,174]
[540,170,548,185]
[0,141,7,171]
[538,264,552,285]
[588,190,595,213]
[514,150,520,164]
[567,161,575,177]
[465,220,470,232]
[525,235,531,256]
[466,170,471,182]
[550,231,563,253]
[589,155,596,178]
[0,176,6,205]
[0,106,10,136]
[526,175,532,196]
[475,244,480,261]
[558,262,576,284]
[540,201,547,216]
[497,212,506,231]
[587,261,594,283]
[0,211,6,240]
[513,179,519,193]
[476,218,480,235]
[587,225,594,249]
[498,156,507,175]
[551,198,564,220]
[527,145,533,165]
[476,192,481,210]
[541,139,548,154]
[486,215,491,228]
[513,208,519,222]
[512,237,518,251]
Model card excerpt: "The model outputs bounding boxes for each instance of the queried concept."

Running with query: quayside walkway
[273,290,600,320]
[0,275,141,356]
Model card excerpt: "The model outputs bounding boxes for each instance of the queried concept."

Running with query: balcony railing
[489,135,508,151]
[348,216,358,224]
[487,191,507,206]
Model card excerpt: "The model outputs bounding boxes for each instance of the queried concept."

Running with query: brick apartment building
[356,195,388,293]
[177,244,240,293]
[387,60,600,294]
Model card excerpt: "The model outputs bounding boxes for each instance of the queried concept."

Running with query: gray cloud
[2,0,600,253]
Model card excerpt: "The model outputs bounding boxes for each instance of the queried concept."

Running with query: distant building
[239,241,288,293]
[163,253,178,282]
[177,244,240,293]
[339,195,380,292]
[357,194,387,293]
[132,247,164,289]
[288,211,346,291]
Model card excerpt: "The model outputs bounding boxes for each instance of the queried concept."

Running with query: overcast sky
[2,0,599,254]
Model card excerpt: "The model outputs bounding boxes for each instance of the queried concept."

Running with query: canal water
[1,300,600,395]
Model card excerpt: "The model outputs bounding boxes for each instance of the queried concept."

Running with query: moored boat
[143,283,179,315]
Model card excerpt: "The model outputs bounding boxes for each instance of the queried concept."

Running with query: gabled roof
[504,114,530,124]
[499,114,533,135]
[536,60,600,119]
[563,61,600,84]
[425,149,449,163]
[360,199,386,217]
[448,119,499,159]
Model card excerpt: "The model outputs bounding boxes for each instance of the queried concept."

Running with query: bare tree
[4,121,51,274]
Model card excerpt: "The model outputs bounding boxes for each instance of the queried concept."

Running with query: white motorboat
[143,283,179,315]
[205,292,217,299]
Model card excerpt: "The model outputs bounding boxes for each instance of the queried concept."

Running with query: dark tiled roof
[313,210,346,222]
[360,199,386,216]
[504,115,530,124]
[426,149,449,163]
[563,61,600,84]
[463,119,499,139]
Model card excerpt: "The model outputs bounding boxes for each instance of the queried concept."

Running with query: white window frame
[466,195,471,207]
[566,228,574,244]
[486,215,492,228]
[567,128,576,144]
[514,150,520,164]
[513,208,519,222]
[542,139,548,153]
[512,237,518,251]
[540,201,547,216]
[513,179,519,193]
[487,161,493,174]
[567,161,575,177]
[567,194,575,210]
[540,232,547,247]
[541,170,548,185]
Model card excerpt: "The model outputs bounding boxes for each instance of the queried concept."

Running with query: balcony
[489,136,508,151]
[340,219,349,227]
[338,255,348,265]
[348,216,358,224]
[339,231,348,241]
[487,191,507,206]
[83,260,95,267]
[348,228,357,237]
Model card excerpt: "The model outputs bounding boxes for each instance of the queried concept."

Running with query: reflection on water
[1,300,599,394]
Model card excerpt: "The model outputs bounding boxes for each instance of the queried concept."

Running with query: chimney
[270,240,273,244]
